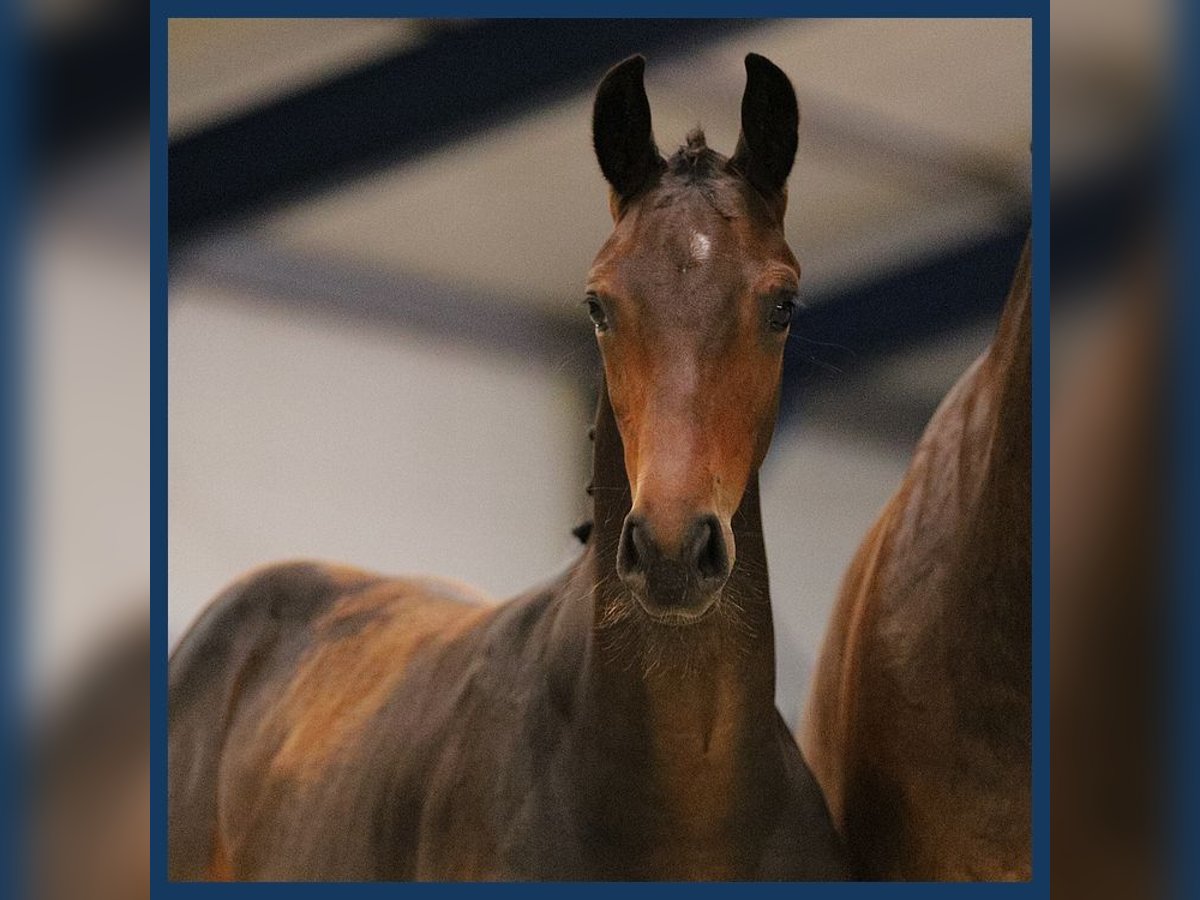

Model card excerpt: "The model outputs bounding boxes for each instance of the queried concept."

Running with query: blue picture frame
[150,4,1050,895]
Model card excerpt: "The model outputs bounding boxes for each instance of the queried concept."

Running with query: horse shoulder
[398,585,585,879]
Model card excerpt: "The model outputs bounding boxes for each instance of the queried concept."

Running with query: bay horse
[800,235,1031,880]
[169,54,848,881]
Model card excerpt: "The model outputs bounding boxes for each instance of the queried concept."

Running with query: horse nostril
[619,516,649,577]
[691,516,728,582]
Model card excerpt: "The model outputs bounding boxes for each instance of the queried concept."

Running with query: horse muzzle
[616,512,732,623]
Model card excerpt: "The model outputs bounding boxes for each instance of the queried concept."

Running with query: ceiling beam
[780,219,1029,428]
[172,215,1031,427]
[169,18,761,243]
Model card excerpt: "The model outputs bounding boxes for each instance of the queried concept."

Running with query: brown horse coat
[800,237,1032,880]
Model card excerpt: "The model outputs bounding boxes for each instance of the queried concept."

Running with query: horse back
[167,560,490,880]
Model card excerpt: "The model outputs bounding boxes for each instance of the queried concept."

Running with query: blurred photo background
[14,7,1181,899]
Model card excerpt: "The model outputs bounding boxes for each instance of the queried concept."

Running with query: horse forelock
[648,129,746,220]
[666,128,722,179]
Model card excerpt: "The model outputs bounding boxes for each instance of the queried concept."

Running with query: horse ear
[728,53,799,204]
[592,55,664,203]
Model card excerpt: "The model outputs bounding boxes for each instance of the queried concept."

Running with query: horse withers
[169,54,847,881]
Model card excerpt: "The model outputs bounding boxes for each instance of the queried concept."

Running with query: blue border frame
[1,0,24,894]
[151,6,170,894]
[151,5,1048,895]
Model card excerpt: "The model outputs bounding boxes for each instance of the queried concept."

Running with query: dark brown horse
[169,54,847,881]
[800,237,1031,880]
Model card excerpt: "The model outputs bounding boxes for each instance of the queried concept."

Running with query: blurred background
[19,6,1178,899]
[166,18,1032,721]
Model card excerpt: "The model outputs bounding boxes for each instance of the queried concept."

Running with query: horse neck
[984,236,1032,507]
[948,235,1032,673]
[970,237,1031,582]
[559,381,780,805]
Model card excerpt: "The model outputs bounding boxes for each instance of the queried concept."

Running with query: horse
[799,235,1031,880]
[168,53,848,881]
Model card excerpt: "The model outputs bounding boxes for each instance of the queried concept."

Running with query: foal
[169,54,846,881]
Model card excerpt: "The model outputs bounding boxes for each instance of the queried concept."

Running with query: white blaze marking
[689,232,711,265]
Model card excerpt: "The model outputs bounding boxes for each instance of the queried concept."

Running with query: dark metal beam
[779,218,1031,425]
[173,217,1032,433]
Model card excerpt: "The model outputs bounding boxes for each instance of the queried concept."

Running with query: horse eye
[768,298,796,332]
[585,297,609,331]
